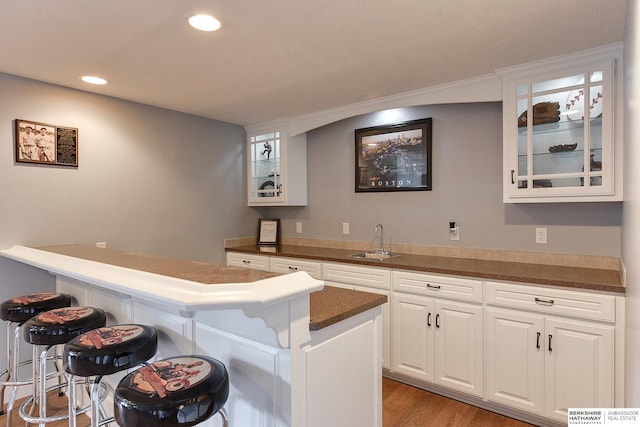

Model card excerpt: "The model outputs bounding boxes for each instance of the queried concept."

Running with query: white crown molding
[246,43,623,136]
[246,73,502,136]
[495,42,623,77]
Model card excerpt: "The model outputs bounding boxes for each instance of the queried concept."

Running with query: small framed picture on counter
[258,218,280,246]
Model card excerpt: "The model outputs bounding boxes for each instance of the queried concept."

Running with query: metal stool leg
[4,322,23,427]
[218,407,229,427]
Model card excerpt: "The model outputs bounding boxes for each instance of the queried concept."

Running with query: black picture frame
[355,117,432,192]
[15,119,78,167]
[257,218,281,246]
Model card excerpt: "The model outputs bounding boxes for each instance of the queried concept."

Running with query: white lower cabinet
[484,282,615,423]
[392,293,483,397]
[391,271,483,397]
[226,251,624,425]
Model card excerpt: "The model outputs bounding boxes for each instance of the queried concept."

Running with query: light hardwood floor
[2,379,536,426]
[383,378,536,427]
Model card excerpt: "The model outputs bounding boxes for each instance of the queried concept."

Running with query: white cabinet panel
[322,263,390,290]
[485,307,544,414]
[434,300,483,395]
[269,257,322,279]
[393,271,482,303]
[305,317,379,427]
[545,317,613,422]
[392,293,433,381]
[226,252,270,271]
[132,300,193,361]
[485,281,615,322]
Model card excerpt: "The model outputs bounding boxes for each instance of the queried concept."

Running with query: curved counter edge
[0,245,324,312]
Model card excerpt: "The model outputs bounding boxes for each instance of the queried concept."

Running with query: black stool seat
[1,292,72,323]
[23,306,106,346]
[115,355,229,427]
[65,324,158,377]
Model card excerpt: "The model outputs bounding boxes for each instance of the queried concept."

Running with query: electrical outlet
[449,226,460,241]
[96,242,107,248]
[296,222,302,233]
[536,228,547,244]
[342,222,350,235]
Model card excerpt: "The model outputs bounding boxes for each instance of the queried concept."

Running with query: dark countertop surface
[35,245,387,330]
[227,244,625,294]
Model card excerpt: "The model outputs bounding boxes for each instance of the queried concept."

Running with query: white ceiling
[0,1,627,127]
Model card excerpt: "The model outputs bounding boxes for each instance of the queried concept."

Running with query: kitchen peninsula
[0,245,386,427]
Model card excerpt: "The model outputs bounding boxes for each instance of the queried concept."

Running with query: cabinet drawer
[270,257,322,279]
[226,252,269,271]
[484,281,615,322]
[322,263,390,290]
[393,271,482,303]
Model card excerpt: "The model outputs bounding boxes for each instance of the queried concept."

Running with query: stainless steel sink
[348,252,400,260]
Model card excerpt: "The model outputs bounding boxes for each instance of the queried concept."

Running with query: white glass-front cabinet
[246,125,307,206]
[500,45,622,202]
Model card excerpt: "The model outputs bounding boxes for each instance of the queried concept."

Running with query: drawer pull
[288,266,298,271]
[242,260,251,264]
[435,313,440,328]
[427,284,441,290]
[548,334,553,352]
[534,297,554,306]
[427,312,432,327]
[536,332,541,349]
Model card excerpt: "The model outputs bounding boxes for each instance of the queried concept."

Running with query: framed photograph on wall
[15,119,78,167]
[257,218,281,246]
[355,117,432,192]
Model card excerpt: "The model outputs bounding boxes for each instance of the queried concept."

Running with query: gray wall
[0,73,255,263]
[266,102,622,256]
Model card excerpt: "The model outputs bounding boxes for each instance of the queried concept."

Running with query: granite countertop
[227,244,625,294]
[33,245,386,330]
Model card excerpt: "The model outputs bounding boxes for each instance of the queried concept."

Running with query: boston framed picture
[355,117,432,192]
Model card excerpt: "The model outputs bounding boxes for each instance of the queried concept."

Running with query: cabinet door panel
[354,285,390,370]
[484,307,544,414]
[392,294,433,381]
[434,300,483,396]
[545,318,613,422]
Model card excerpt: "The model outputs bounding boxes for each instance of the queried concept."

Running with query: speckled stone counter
[227,244,625,294]
[33,244,387,330]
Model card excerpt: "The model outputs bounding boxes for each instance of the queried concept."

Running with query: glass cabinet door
[514,69,605,192]
[249,131,282,201]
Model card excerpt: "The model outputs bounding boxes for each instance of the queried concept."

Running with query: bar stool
[114,355,229,427]
[0,292,71,424]
[64,324,158,427]
[20,306,106,426]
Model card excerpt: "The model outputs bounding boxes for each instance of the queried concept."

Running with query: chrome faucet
[374,224,389,255]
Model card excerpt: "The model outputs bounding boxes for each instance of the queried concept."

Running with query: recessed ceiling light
[81,75,108,85]
[188,14,222,32]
